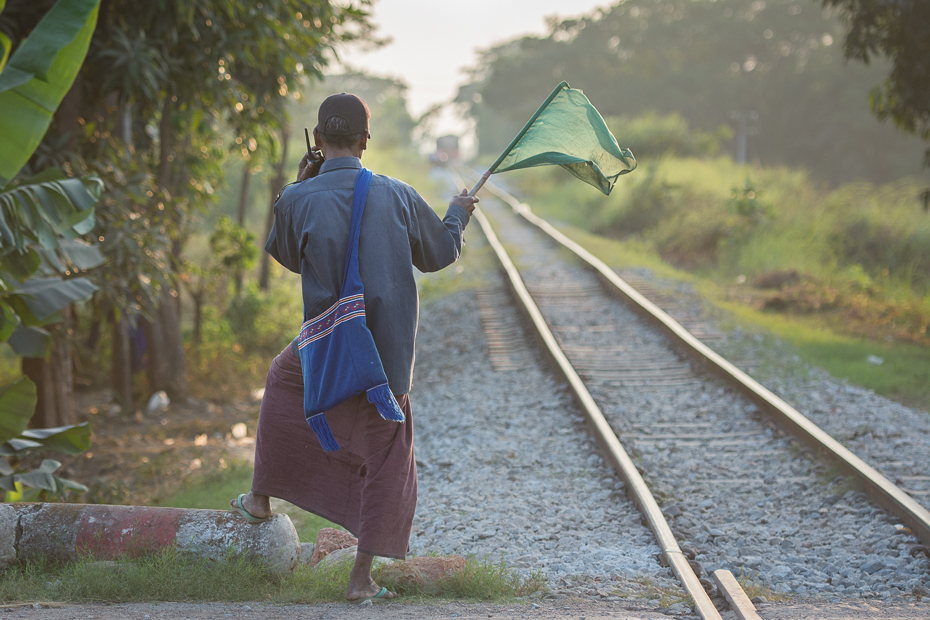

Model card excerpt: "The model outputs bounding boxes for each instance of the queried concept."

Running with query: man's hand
[296,148,324,182]
[450,188,479,214]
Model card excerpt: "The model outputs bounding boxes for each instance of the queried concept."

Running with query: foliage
[0,548,543,604]
[0,376,90,500]
[458,0,925,185]
[505,154,930,344]
[2,0,377,391]
[0,0,100,185]
[0,0,104,355]
[186,277,302,401]
[0,170,103,355]
[0,0,98,492]
[606,112,731,160]
[822,0,930,207]
[209,216,257,281]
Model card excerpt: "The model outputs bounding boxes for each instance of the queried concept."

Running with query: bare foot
[346,578,396,602]
[230,492,271,519]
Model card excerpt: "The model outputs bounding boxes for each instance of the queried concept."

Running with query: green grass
[0,551,544,605]
[735,568,793,602]
[715,296,930,410]
[157,461,334,543]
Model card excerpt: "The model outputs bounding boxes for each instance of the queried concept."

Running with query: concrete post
[7,503,300,575]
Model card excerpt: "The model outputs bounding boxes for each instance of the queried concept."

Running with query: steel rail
[470,171,930,549]
[447,171,723,620]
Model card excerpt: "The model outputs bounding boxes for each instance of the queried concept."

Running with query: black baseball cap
[316,92,370,136]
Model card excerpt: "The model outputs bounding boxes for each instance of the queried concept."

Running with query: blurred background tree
[457,0,926,186]
[822,0,930,208]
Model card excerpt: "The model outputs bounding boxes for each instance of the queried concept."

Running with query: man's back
[266,156,471,394]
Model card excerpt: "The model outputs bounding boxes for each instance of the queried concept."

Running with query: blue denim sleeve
[409,190,471,273]
[263,198,301,274]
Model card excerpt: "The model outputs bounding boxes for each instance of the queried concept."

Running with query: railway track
[441,168,930,617]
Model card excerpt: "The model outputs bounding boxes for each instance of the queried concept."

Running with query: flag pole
[467,81,570,197]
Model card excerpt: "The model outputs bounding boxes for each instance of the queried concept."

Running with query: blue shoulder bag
[297,168,405,451]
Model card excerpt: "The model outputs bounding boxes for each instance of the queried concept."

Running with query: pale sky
[339,0,608,142]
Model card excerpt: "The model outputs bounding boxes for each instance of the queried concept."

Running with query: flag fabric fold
[484,81,636,195]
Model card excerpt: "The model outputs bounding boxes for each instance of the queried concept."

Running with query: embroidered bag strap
[339,168,372,297]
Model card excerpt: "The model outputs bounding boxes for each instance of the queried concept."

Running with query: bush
[226,282,303,357]
[606,111,731,160]
[596,165,677,236]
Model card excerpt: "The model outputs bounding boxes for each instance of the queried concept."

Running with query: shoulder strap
[339,168,373,296]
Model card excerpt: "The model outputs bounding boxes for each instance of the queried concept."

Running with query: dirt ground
[5,598,930,620]
[52,391,261,507]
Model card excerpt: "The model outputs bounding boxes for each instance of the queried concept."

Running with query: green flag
[476,81,636,196]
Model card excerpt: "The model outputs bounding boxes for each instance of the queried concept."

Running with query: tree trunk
[158,94,173,192]
[237,163,252,226]
[111,314,133,409]
[29,79,87,428]
[22,310,75,428]
[235,163,253,294]
[145,285,188,401]
[143,92,188,401]
[259,125,290,291]
[191,290,204,345]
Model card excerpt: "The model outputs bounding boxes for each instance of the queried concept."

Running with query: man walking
[231,93,477,602]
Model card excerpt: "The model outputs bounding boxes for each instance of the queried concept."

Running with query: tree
[822,0,930,208]
[182,216,257,345]
[457,0,926,186]
[4,0,375,403]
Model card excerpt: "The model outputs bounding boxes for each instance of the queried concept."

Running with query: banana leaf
[19,422,90,455]
[9,276,97,325]
[0,301,16,341]
[1,458,61,492]
[0,377,36,444]
[0,0,101,185]
[0,172,102,254]
[6,324,50,357]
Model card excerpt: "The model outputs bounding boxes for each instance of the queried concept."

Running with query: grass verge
[0,551,544,605]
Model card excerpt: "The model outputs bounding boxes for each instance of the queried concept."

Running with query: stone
[316,545,357,568]
[146,390,170,413]
[0,505,16,570]
[376,555,466,591]
[861,559,884,575]
[662,504,683,519]
[299,542,315,566]
[310,527,358,567]
[13,503,301,576]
